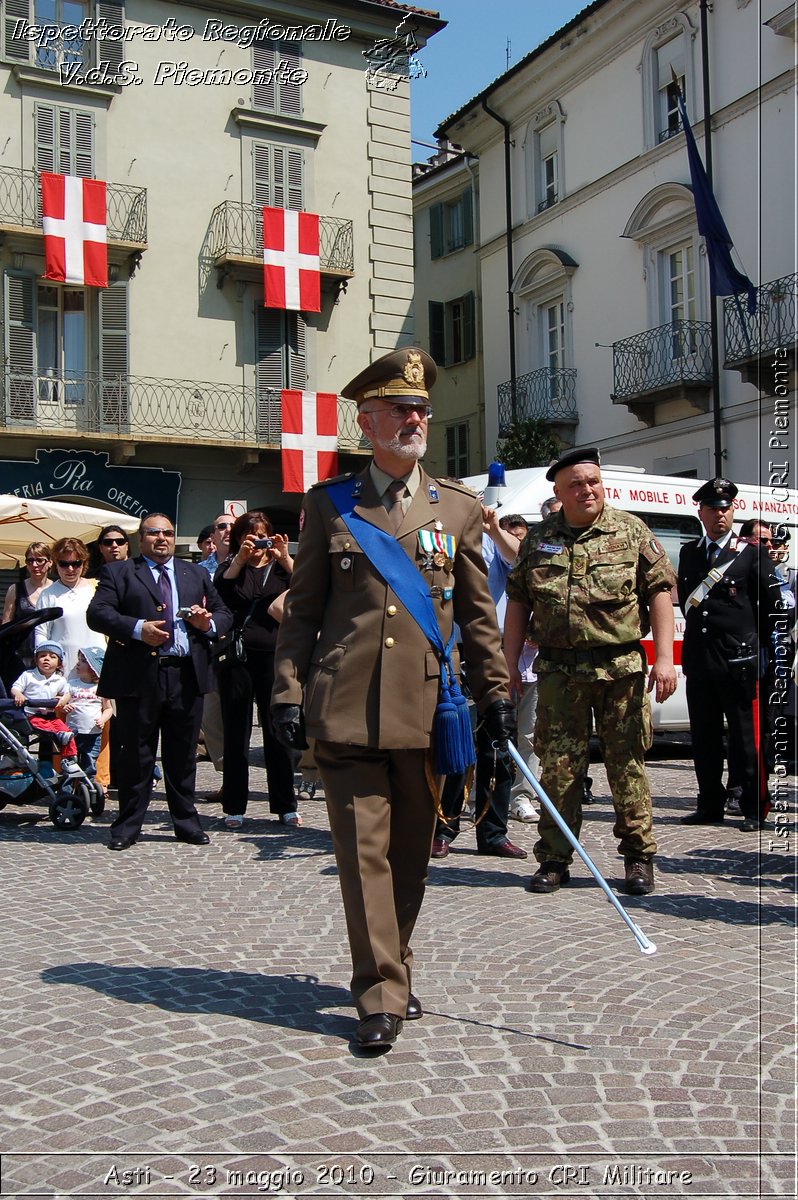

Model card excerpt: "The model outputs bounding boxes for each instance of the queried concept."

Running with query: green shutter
[252,40,276,111]
[97,1,124,73]
[4,0,30,62]
[462,187,474,247]
[286,149,303,210]
[428,301,445,363]
[99,282,129,429]
[287,314,306,389]
[3,272,36,422]
[35,104,56,173]
[463,291,476,361]
[279,42,303,116]
[256,307,284,441]
[429,204,443,259]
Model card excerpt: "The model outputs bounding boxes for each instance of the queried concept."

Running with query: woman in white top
[35,537,106,675]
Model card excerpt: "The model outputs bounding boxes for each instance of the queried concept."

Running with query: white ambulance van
[463,465,798,732]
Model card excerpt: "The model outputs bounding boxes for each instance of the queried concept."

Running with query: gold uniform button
[387,605,397,616]
[384,637,395,648]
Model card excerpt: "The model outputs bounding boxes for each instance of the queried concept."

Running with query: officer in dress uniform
[503,447,677,896]
[271,348,513,1050]
[678,479,779,831]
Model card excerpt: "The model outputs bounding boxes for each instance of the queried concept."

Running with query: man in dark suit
[87,514,232,851]
[678,479,778,832]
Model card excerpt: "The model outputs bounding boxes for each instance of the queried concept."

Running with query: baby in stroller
[10,641,82,777]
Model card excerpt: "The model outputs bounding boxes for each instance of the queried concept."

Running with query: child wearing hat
[57,646,112,785]
[10,642,81,776]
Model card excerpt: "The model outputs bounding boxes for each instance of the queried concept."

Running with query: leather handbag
[212,596,258,673]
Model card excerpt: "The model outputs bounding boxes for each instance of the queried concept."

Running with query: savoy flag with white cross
[281,390,338,493]
[41,173,108,288]
[263,207,321,313]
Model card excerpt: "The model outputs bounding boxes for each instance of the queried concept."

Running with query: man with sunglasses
[87,514,232,851]
[272,347,512,1050]
[200,514,235,579]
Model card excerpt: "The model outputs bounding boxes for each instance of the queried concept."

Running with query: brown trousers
[313,741,438,1019]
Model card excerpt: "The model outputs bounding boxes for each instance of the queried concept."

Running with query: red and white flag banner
[281,390,338,493]
[41,173,108,288]
[263,207,321,313]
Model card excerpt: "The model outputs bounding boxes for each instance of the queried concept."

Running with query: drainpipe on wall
[481,98,517,426]
[462,152,487,467]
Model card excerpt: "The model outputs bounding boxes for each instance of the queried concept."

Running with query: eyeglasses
[361,403,433,420]
[58,560,82,569]
[25,557,49,565]
[214,522,233,531]
[101,537,127,546]
[141,528,175,538]
[757,537,774,546]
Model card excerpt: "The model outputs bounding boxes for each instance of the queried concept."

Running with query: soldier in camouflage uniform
[503,448,677,896]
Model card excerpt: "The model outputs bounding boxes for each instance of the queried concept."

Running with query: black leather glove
[271,703,309,751]
[481,698,517,751]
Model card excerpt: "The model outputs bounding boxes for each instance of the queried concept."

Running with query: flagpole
[699,0,724,475]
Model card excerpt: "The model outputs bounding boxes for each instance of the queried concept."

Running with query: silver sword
[506,741,657,956]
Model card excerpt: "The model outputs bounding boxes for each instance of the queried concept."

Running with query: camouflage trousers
[533,670,656,865]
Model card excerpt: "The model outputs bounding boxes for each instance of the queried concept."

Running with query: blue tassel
[434,679,476,775]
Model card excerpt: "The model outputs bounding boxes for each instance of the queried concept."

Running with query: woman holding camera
[213,511,299,829]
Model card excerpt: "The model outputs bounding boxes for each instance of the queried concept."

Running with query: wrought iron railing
[0,166,147,245]
[612,320,712,400]
[207,202,354,274]
[724,274,797,364]
[0,370,365,451]
[497,367,578,434]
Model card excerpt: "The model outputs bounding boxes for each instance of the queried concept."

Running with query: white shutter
[657,36,685,88]
[3,272,36,422]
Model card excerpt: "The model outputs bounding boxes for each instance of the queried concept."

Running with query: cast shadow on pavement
[41,963,357,1041]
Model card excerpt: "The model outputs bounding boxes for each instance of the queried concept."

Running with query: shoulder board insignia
[310,472,353,490]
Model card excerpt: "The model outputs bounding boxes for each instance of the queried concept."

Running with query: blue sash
[326,479,475,774]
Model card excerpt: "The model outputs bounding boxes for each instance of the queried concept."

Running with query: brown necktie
[386,479,406,534]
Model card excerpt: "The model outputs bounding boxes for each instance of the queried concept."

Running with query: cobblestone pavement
[0,733,794,1199]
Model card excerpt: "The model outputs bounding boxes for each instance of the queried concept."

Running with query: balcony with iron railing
[724,273,797,390]
[0,370,366,453]
[0,166,147,248]
[208,202,354,280]
[497,367,578,437]
[611,320,713,425]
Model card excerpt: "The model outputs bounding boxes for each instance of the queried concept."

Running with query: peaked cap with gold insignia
[341,346,437,406]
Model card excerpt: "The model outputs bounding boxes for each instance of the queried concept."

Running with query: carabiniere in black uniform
[678,479,778,830]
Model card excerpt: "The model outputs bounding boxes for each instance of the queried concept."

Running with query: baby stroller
[0,609,104,830]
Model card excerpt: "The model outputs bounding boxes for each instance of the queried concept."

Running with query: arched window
[524,101,566,219]
[639,14,698,149]
[623,183,706,330]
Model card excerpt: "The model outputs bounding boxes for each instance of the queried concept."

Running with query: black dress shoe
[681,811,724,825]
[740,818,766,832]
[527,862,571,893]
[108,836,136,851]
[175,831,210,845]
[482,838,528,859]
[355,1013,402,1048]
[405,993,423,1020]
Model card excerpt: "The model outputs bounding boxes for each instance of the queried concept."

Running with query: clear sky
[410,0,589,153]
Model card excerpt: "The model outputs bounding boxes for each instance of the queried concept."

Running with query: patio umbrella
[0,495,140,566]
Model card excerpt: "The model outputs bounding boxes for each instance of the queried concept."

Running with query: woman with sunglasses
[87,525,131,577]
[34,537,106,675]
[2,542,52,669]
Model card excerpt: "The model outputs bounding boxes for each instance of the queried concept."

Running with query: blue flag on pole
[676,87,757,314]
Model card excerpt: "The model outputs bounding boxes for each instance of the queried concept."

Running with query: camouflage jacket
[505,505,675,680]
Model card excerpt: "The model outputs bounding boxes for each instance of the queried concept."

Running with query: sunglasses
[214,522,233,531]
[141,528,175,537]
[101,537,127,546]
[25,557,49,565]
[58,560,83,569]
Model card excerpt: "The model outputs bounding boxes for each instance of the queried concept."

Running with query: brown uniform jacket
[272,466,508,749]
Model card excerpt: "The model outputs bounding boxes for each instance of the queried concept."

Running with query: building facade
[429,0,795,485]
[0,0,443,545]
